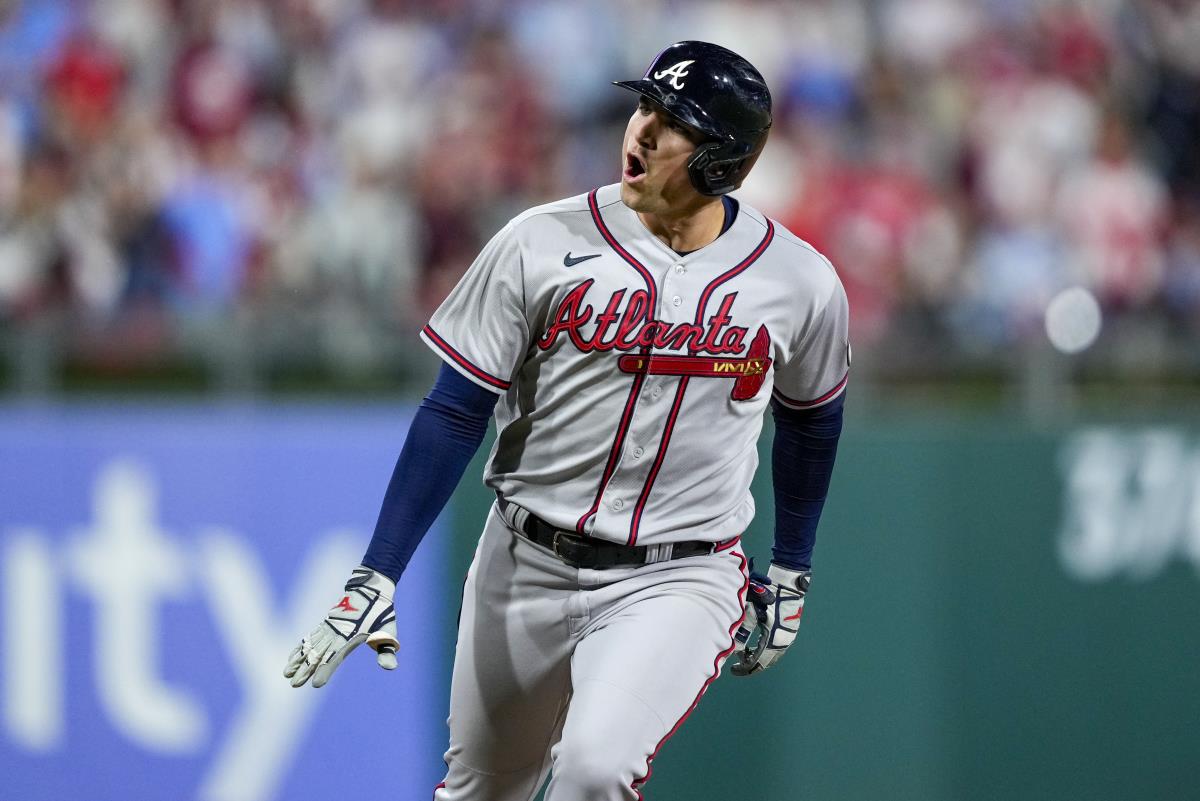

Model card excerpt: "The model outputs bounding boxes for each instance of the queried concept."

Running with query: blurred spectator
[414,26,547,314]
[0,0,1196,392]
[1162,200,1200,335]
[44,33,125,148]
[953,221,1067,347]
[1127,0,1200,201]
[509,0,624,124]
[880,0,981,73]
[1055,111,1168,309]
[0,0,79,143]
[0,141,72,319]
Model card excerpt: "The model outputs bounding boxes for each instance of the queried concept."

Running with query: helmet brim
[613,80,729,142]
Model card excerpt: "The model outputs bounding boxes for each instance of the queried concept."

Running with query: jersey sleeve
[772,278,850,411]
[420,221,531,394]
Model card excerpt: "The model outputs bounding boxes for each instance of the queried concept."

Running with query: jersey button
[611,498,625,511]
[675,263,686,274]
[672,295,682,306]
[651,386,663,398]
[632,446,645,459]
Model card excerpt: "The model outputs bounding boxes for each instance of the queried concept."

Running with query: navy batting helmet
[614,41,773,196]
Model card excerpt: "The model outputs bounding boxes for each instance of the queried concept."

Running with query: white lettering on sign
[63,460,208,752]
[1057,429,1200,581]
[1,458,364,801]
[196,527,360,801]
[2,531,61,751]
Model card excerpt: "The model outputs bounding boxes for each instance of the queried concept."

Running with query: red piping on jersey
[773,370,849,409]
[586,189,658,308]
[692,218,775,348]
[714,535,741,552]
[432,781,446,799]
[630,550,749,799]
[577,188,659,534]
[422,324,512,391]
[576,370,646,533]
[625,219,775,544]
[627,376,689,545]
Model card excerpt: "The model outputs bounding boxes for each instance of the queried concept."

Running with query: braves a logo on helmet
[653,59,695,90]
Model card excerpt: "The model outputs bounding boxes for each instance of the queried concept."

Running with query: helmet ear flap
[688,141,753,196]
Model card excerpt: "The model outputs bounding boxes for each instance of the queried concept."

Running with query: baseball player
[285,41,849,801]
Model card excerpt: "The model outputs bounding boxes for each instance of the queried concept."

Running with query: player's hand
[283,565,400,688]
[730,561,811,676]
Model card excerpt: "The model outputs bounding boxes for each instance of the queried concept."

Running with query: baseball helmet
[614,41,773,196]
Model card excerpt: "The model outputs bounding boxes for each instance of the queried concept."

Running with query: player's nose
[632,114,657,149]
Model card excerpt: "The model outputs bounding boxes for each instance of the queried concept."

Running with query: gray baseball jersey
[421,183,849,546]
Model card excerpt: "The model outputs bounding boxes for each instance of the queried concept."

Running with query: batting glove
[730,561,811,676]
[283,565,400,688]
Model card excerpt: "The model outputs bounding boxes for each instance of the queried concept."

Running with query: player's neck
[636,198,725,253]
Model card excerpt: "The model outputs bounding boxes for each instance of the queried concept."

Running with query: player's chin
[619,179,642,206]
[620,179,655,211]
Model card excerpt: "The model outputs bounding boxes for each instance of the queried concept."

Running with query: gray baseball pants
[433,502,748,801]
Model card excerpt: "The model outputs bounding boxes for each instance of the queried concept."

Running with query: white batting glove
[284,565,400,688]
[731,562,811,677]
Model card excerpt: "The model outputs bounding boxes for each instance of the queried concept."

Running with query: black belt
[498,499,734,569]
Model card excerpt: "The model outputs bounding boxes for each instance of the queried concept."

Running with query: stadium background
[1,1,1197,799]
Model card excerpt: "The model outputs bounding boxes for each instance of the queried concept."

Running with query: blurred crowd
[1,0,1198,391]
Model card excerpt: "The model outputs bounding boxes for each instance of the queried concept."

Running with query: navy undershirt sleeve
[770,392,845,571]
[361,364,499,582]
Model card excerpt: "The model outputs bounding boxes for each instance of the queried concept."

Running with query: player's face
[620,97,708,215]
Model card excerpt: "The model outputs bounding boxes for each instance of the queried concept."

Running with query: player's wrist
[353,564,396,602]
[767,562,811,595]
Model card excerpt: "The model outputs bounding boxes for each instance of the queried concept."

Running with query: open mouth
[624,152,646,181]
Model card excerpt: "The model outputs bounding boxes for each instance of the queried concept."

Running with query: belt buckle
[550,529,589,569]
[551,530,566,559]
[551,530,576,565]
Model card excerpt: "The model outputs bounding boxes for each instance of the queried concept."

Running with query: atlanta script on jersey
[420,184,849,548]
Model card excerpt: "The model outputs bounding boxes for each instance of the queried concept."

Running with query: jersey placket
[615,220,775,544]
[576,191,659,537]
[589,256,692,544]
[579,189,774,544]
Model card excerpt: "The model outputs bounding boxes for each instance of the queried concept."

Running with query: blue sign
[0,404,448,801]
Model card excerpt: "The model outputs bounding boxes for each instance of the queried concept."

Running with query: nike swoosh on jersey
[563,252,601,267]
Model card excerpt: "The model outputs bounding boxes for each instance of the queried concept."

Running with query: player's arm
[768,392,845,572]
[360,363,499,581]
[283,363,499,688]
[734,263,849,677]
[731,393,845,676]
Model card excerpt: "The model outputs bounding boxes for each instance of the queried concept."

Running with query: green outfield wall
[446,415,1200,801]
